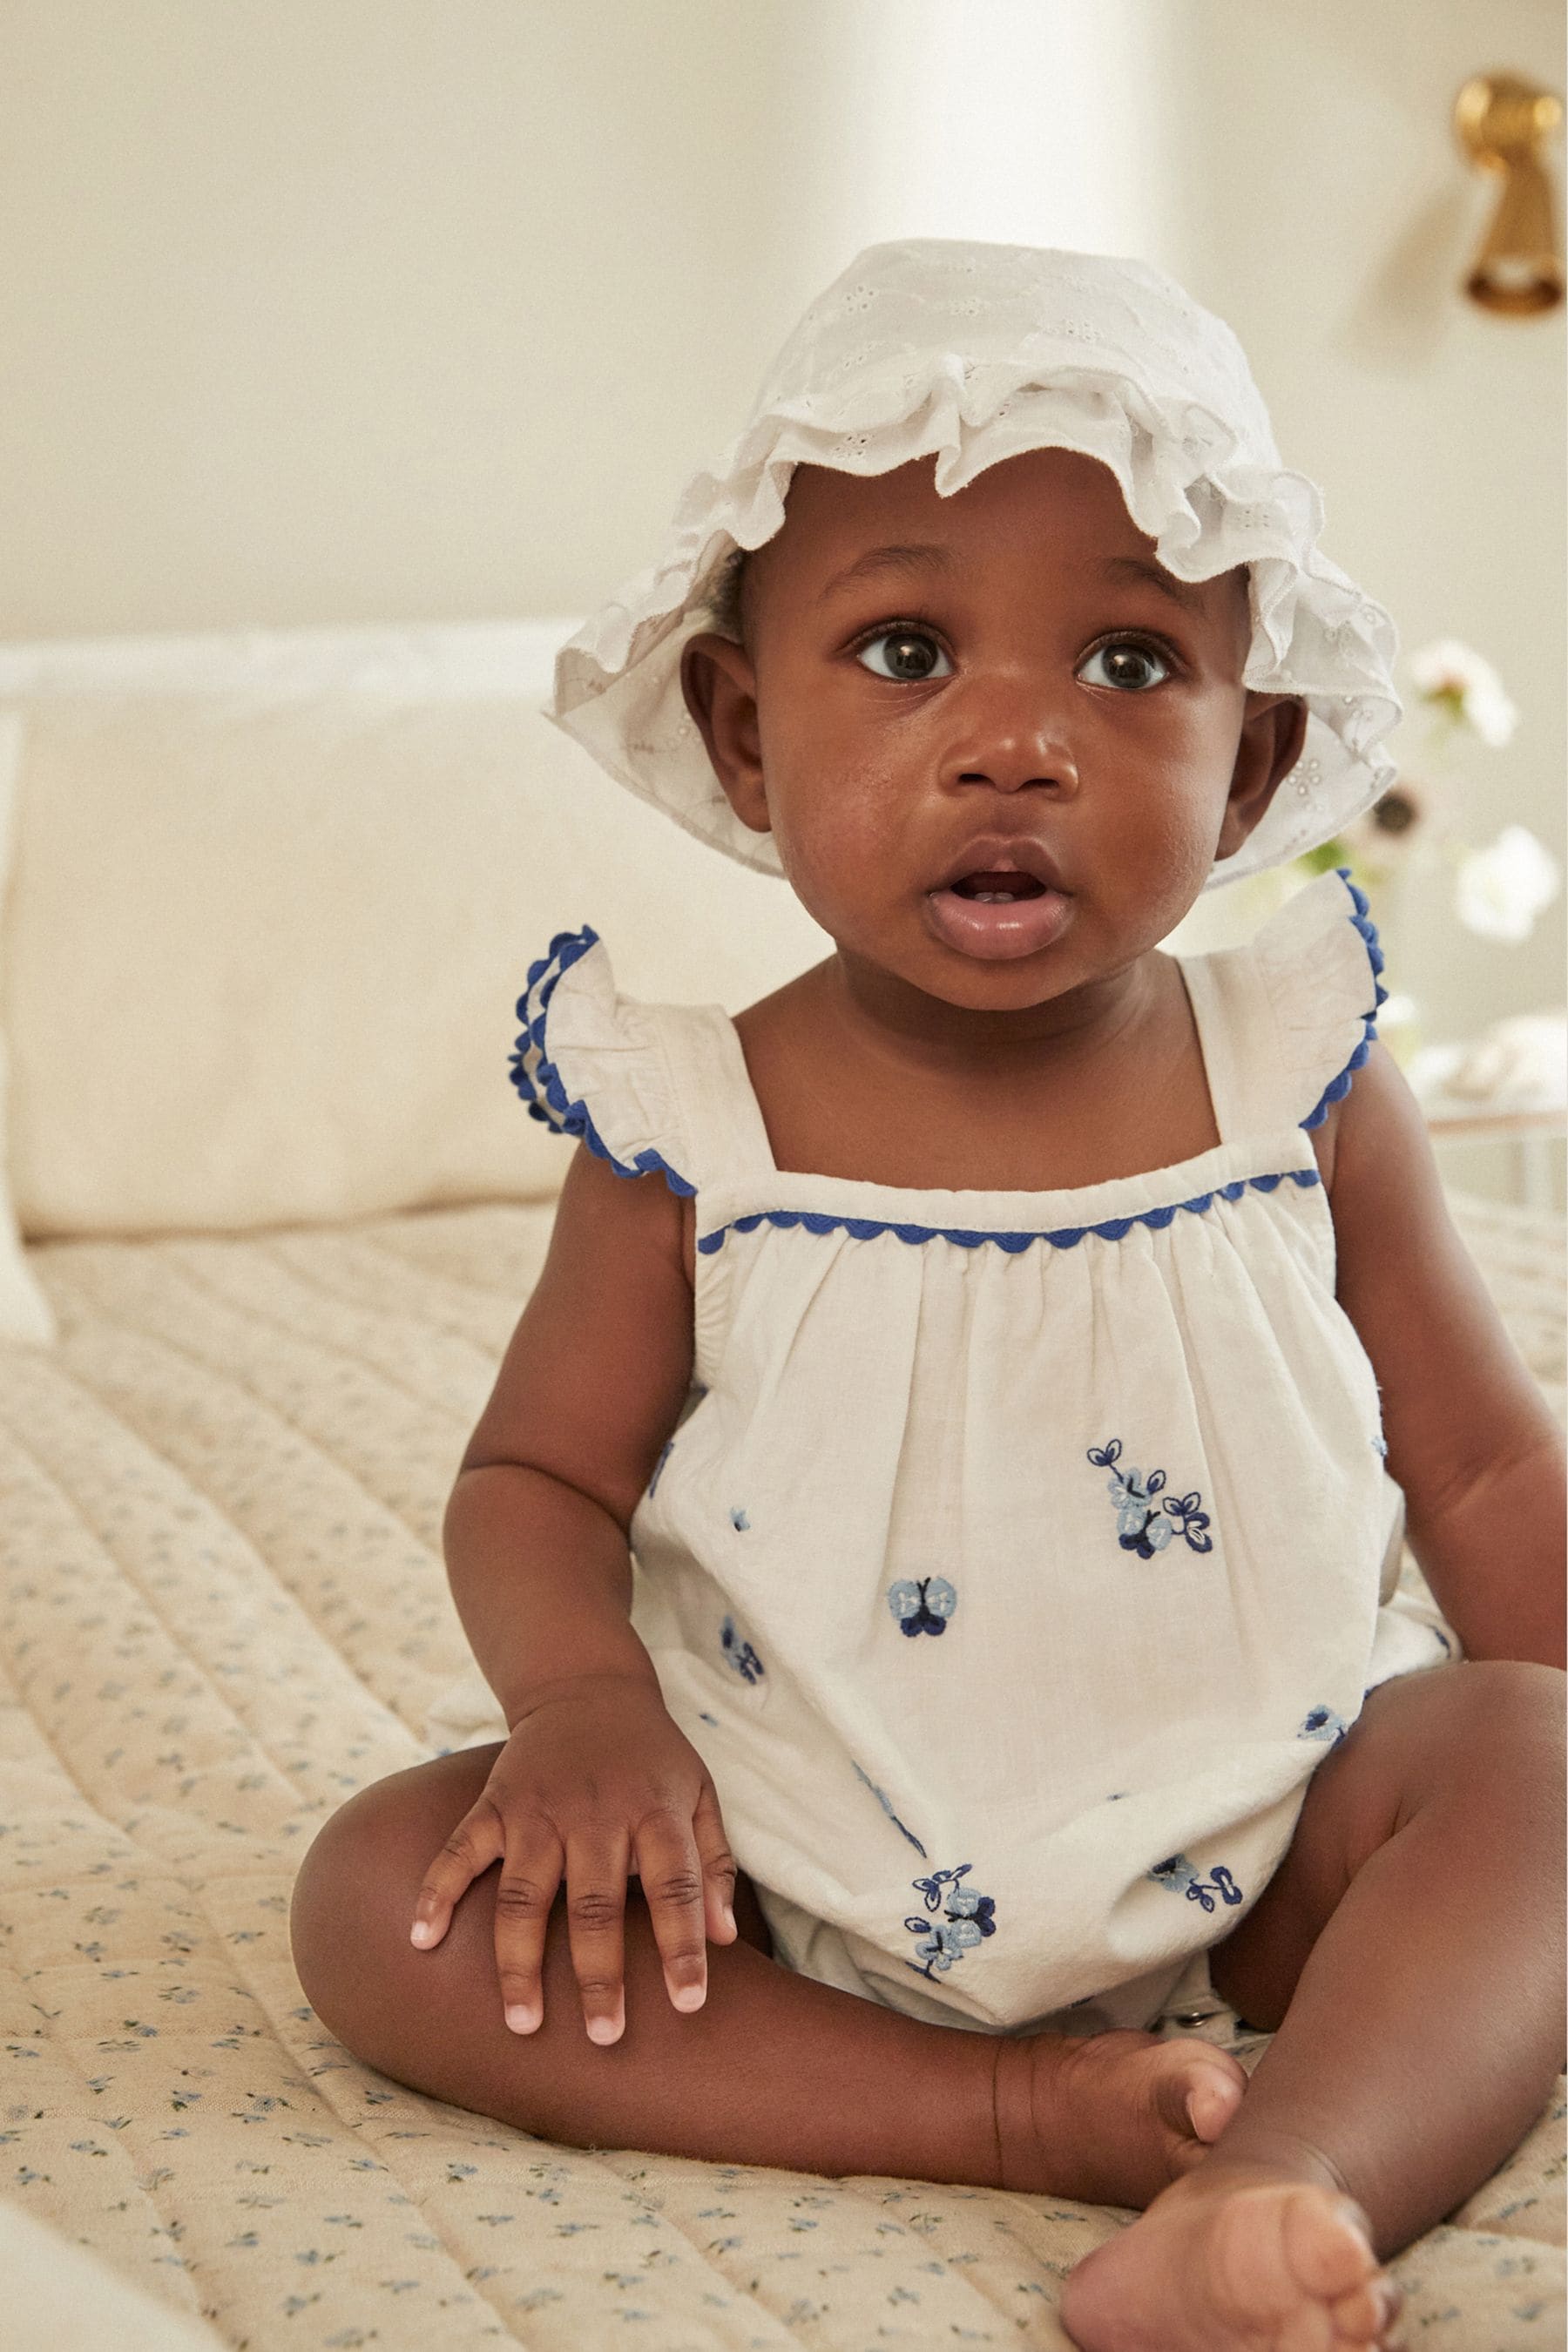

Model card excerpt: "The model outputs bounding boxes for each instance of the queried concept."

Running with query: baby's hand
[408,1673,740,2044]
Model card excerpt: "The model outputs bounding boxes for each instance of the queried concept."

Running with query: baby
[290,243,1565,2351]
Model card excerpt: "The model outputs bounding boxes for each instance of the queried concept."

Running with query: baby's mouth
[946,869,1049,903]
[925,865,1072,961]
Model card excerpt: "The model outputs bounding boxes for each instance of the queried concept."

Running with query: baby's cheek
[766,783,888,929]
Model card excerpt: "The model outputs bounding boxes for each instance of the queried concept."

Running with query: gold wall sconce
[1454,73,1564,315]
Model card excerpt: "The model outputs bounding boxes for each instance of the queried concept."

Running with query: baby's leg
[1061,1659,1565,2352]
[289,1742,1246,2208]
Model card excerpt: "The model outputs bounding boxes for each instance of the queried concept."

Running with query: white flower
[1408,639,1518,747]
[1453,825,1561,941]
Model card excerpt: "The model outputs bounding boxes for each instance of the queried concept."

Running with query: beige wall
[1,0,1562,1049]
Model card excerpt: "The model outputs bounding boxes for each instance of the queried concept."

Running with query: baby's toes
[1331,2268,1402,2346]
[1181,2051,1247,2143]
[1146,2041,1247,2147]
[1212,2183,1381,2335]
[1279,2187,1381,2304]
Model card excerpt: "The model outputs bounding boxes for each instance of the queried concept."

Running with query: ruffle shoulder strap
[1257,868,1388,1129]
[1182,868,1388,1142]
[509,928,698,1197]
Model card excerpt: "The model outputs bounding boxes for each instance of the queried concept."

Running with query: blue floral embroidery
[904,1863,997,1980]
[851,1761,928,1857]
[887,1575,957,1637]
[729,1506,750,1532]
[1148,1854,1244,1914]
[646,1439,674,1498]
[1087,1440,1213,1556]
[1299,1704,1349,1744]
[719,1617,763,1683]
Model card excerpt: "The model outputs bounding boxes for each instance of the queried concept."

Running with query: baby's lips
[932,832,1070,896]
[925,880,1074,962]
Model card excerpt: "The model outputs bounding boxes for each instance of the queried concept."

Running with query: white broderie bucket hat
[550,239,1402,889]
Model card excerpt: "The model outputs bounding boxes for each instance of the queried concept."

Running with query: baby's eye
[1078,640,1172,691]
[855,629,954,682]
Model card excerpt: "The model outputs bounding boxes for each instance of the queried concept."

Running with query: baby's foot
[1058,2159,1402,2351]
[995,2026,1247,2207]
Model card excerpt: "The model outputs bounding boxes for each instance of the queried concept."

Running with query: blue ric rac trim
[508,926,697,1198]
[695,1167,1319,1256]
[1300,869,1389,1132]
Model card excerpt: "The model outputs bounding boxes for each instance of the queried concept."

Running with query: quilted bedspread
[1,1193,1562,2351]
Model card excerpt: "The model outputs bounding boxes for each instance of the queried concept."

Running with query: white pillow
[0,622,829,1294]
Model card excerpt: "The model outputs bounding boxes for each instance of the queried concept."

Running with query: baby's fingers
[410,1795,508,1951]
[693,1779,740,1945]
[634,1807,715,2015]
[564,1828,633,2044]
[492,1826,565,2036]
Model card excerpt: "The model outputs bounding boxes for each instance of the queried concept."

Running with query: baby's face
[683,448,1305,1014]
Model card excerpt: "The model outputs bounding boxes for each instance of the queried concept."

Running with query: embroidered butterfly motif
[887,1575,958,1637]
[1087,1440,1213,1556]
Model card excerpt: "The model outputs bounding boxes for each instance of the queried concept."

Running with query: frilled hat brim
[551,241,1402,889]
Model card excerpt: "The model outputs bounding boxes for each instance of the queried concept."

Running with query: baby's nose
[936,668,1079,794]
[943,714,1080,796]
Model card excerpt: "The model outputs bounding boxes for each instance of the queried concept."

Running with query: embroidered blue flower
[903,1863,997,1980]
[1087,1440,1213,1556]
[646,1439,674,1498]
[1298,1705,1349,1744]
[1148,1853,1243,1914]
[887,1575,957,1637]
[719,1616,763,1684]
[729,1506,750,1532]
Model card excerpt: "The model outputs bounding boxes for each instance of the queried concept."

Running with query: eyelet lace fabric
[551,239,1402,890]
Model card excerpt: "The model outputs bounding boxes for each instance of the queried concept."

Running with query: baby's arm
[422,1143,739,2040]
[1326,1039,1565,1669]
[443,1139,694,1719]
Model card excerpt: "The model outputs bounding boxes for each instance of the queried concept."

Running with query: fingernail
[586,2013,622,2045]
[409,1918,435,1946]
[721,1903,737,1935]
[504,2003,539,2034]
[672,1980,706,2011]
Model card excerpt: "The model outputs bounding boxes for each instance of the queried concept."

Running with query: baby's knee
[288,1744,504,2056]
[1450,1659,1565,1821]
[1411,1657,1562,1770]
[1357,1658,1564,1833]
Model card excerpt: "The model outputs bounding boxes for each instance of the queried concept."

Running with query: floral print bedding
[0,1194,1561,2349]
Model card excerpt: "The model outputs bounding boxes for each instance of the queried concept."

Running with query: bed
[0,624,1561,2350]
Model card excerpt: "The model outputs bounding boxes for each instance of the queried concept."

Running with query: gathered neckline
[510,869,1379,1226]
[706,950,1269,1211]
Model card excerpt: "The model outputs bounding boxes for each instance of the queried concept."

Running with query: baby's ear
[679,633,770,835]
[1216,693,1309,860]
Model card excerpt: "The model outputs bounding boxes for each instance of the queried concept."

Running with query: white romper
[488,868,1456,2038]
